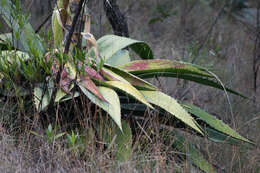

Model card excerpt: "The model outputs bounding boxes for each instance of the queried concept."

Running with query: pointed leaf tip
[141,90,203,134]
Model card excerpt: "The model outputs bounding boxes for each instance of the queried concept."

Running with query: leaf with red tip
[84,65,104,81]
[59,68,72,93]
[119,59,211,77]
[120,59,246,97]
[79,75,106,101]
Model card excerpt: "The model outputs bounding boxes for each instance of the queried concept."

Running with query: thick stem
[64,0,85,53]
[103,0,129,37]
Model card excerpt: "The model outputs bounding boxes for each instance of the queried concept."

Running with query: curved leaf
[102,67,131,84]
[78,75,105,101]
[182,103,254,145]
[140,90,202,134]
[119,59,212,77]
[106,49,131,66]
[96,35,153,62]
[103,81,153,109]
[78,85,122,130]
[104,64,157,90]
[139,72,245,97]
[205,127,247,145]
[120,60,245,98]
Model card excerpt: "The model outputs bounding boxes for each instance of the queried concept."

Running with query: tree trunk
[103,0,129,37]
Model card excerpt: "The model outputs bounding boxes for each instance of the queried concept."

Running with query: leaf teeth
[141,90,203,134]
[183,103,254,145]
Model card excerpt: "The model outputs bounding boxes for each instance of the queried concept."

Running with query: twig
[35,12,53,33]
[64,0,86,54]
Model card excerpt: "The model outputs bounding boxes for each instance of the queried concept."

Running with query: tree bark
[103,0,129,37]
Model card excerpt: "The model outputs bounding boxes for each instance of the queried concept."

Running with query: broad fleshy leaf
[84,65,104,81]
[182,103,254,145]
[102,67,131,84]
[78,75,105,101]
[119,59,211,77]
[106,49,131,66]
[140,90,202,134]
[104,64,157,90]
[120,59,245,98]
[205,127,245,145]
[95,35,153,62]
[0,0,45,54]
[172,133,216,173]
[78,85,122,130]
[103,81,153,109]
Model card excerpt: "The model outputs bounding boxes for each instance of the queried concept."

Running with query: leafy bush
[0,0,254,172]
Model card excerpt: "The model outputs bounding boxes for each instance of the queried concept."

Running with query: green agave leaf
[120,60,245,98]
[34,78,54,111]
[0,0,45,54]
[104,64,157,90]
[120,102,253,146]
[106,49,131,66]
[141,72,245,97]
[172,133,216,173]
[182,103,254,145]
[205,126,245,145]
[140,90,202,134]
[95,35,153,62]
[102,67,131,84]
[119,59,211,77]
[114,120,132,162]
[103,81,153,109]
[78,85,122,130]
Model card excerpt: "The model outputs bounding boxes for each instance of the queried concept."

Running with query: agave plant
[0,0,254,172]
